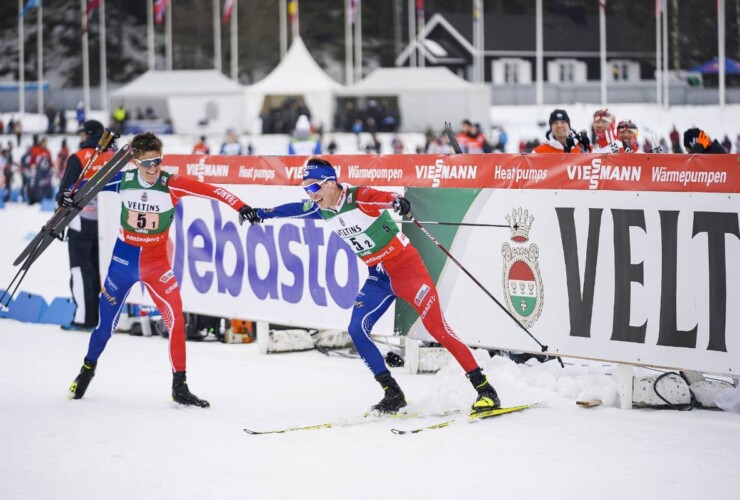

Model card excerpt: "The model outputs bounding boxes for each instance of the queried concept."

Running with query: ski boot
[68,358,97,400]
[371,372,407,414]
[172,371,210,408]
[467,368,501,415]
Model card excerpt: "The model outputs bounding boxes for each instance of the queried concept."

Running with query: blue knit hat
[303,158,337,182]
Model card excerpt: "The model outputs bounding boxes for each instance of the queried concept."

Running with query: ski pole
[444,121,463,154]
[410,217,558,362]
[396,220,508,228]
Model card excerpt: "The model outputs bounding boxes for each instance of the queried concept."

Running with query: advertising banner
[403,188,739,376]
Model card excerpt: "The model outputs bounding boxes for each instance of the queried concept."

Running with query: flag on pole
[348,0,358,24]
[81,0,100,35]
[599,0,606,9]
[656,0,663,15]
[288,0,298,24]
[86,0,100,25]
[18,0,40,19]
[416,0,424,16]
[222,0,233,24]
[154,0,169,25]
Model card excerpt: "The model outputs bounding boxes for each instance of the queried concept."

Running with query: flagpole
[165,0,173,70]
[599,1,607,106]
[655,0,662,106]
[213,0,221,71]
[19,0,25,115]
[147,0,155,70]
[407,0,416,67]
[81,0,91,116]
[345,0,353,85]
[662,0,668,107]
[718,0,726,107]
[474,0,483,83]
[37,0,43,115]
[477,0,484,83]
[100,0,108,113]
[417,1,425,68]
[536,0,543,108]
[279,0,287,58]
[230,0,238,80]
[354,0,362,81]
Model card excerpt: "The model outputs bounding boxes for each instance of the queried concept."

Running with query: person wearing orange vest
[56,120,112,330]
[533,109,589,154]
[192,135,210,155]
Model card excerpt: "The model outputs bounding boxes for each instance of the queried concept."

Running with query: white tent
[109,70,245,135]
[244,37,343,134]
[340,67,490,132]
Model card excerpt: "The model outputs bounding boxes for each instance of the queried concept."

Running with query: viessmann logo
[415,159,477,187]
[186,157,229,181]
[566,158,641,189]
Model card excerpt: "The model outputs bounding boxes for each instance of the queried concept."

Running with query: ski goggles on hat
[593,109,614,123]
[303,178,329,194]
[616,120,638,132]
[137,156,163,168]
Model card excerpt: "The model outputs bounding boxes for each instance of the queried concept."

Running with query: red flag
[222,0,233,24]
[86,0,100,23]
[416,0,424,15]
[599,0,606,9]
[154,0,168,25]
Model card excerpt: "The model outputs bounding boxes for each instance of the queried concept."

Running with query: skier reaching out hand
[67,132,259,407]
[251,158,501,415]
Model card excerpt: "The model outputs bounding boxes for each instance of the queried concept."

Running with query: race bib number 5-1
[127,210,160,230]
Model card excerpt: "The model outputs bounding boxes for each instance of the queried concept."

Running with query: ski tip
[576,400,602,408]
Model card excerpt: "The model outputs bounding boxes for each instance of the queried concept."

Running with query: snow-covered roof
[349,67,474,92]
[111,70,243,97]
[247,37,342,92]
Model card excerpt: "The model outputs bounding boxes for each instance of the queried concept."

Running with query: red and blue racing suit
[86,168,247,372]
[256,185,480,377]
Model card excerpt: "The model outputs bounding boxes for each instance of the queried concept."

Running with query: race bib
[127,210,160,230]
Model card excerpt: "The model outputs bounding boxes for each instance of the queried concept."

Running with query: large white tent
[340,67,490,133]
[243,37,343,134]
[109,70,245,135]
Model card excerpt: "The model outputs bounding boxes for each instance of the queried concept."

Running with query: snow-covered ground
[2,202,740,499]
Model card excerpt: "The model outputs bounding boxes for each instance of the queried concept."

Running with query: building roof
[398,12,656,64]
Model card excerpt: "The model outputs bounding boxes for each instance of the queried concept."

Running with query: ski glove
[392,196,411,217]
[564,135,576,153]
[239,205,261,226]
[59,190,78,209]
[577,130,592,152]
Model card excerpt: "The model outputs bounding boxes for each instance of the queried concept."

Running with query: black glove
[392,197,411,217]
[238,205,261,226]
[59,190,76,209]
[564,135,576,153]
[683,128,700,151]
[577,130,592,151]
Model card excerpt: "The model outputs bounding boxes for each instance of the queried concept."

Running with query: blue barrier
[9,188,20,202]
[39,297,75,326]
[0,290,14,318]
[40,197,56,212]
[7,292,48,323]
[0,188,5,208]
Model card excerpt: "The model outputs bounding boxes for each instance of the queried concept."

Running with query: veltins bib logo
[501,208,543,328]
